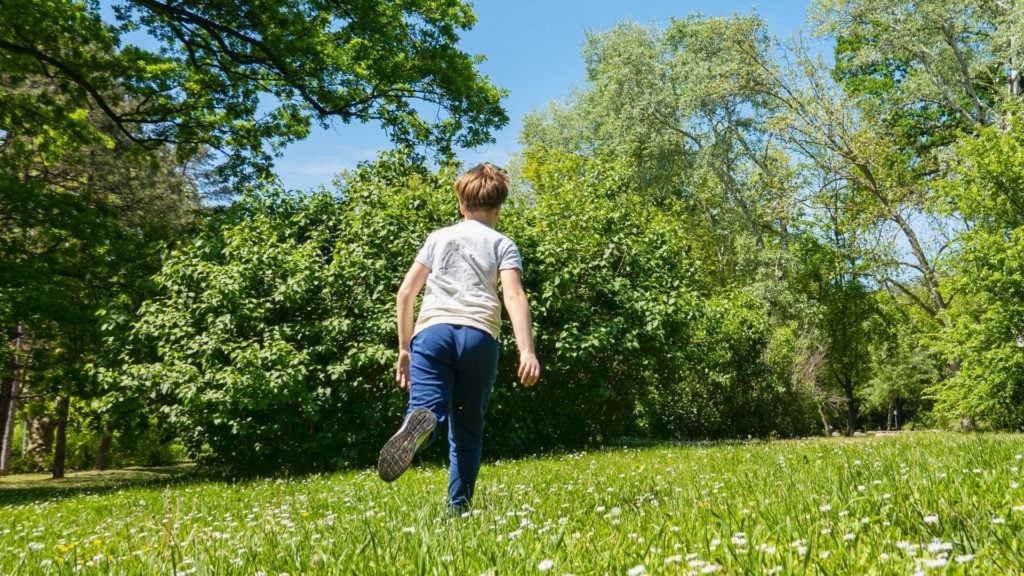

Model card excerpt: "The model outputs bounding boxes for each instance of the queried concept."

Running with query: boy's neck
[462,210,499,228]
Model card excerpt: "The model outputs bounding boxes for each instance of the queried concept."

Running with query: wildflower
[766,566,782,575]
[955,554,974,563]
[730,532,747,547]
[992,517,1006,525]
[843,533,855,542]
[700,565,721,574]
[819,504,832,513]
[401,527,416,534]
[924,557,948,568]
[28,543,44,552]
[926,541,952,554]
[1012,504,1024,512]
[627,564,646,576]
[857,485,866,492]
[537,559,554,571]
[923,514,939,524]
[609,507,622,516]
[664,555,683,564]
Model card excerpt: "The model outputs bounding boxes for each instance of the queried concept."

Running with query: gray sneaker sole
[377,408,436,482]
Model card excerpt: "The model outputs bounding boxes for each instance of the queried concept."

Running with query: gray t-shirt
[413,219,523,340]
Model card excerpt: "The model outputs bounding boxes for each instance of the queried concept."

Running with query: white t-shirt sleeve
[414,233,436,270]
[499,240,523,271]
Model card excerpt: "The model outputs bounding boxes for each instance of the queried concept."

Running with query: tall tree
[0,101,200,476]
[520,15,797,288]
[0,0,508,180]
[0,323,26,475]
[930,108,1024,428]
[794,0,1024,325]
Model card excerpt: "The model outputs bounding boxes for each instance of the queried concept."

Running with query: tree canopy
[0,0,508,179]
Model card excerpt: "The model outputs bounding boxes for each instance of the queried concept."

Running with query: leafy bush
[107,153,817,473]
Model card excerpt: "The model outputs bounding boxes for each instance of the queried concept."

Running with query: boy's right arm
[500,268,541,387]
[396,262,430,391]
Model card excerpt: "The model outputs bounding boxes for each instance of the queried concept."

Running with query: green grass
[1,433,1022,574]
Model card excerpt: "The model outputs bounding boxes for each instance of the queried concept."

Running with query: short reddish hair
[455,162,509,211]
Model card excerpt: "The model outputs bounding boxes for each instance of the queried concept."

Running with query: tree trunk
[94,431,112,471]
[818,402,832,437]
[1,323,26,476]
[893,395,903,431]
[0,377,16,476]
[843,379,857,436]
[24,415,56,456]
[886,398,894,431]
[52,396,70,479]
[0,377,20,476]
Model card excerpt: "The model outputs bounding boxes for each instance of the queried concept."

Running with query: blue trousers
[406,323,499,508]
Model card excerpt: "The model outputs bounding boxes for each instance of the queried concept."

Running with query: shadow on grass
[0,464,197,507]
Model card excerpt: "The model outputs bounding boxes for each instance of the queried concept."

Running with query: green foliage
[931,111,1024,429]
[105,154,455,472]
[814,0,1014,130]
[0,0,507,179]
[860,293,939,429]
[107,150,820,473]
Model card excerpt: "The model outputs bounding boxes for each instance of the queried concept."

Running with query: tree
[0,0,508,180]
[814,0,1022,130]
[930,108,1024,428]
[520,15,796,288]
[0,103,200,477]
[799,0,1024,326]
[862,297,938,431]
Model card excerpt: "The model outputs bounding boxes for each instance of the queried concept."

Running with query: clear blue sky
[277,1,818,191]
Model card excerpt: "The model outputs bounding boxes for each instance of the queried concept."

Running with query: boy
[377,162,540,511]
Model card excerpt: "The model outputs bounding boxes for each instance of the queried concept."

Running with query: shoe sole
[377,408,436,482]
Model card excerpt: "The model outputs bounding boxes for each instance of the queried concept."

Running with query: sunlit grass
[1,433,1022,574]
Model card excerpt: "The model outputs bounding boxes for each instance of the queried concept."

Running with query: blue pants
[406,323,499,508]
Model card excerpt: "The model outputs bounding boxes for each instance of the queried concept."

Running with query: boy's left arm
[500,268,541,387]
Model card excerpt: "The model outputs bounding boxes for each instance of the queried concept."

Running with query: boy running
[377,162,541,511]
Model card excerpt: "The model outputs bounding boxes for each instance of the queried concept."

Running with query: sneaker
[377,407,436,482]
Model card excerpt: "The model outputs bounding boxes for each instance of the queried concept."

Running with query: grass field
[1,433,1023,574]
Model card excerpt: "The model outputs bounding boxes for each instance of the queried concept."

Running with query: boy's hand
[396,350,411,391]
[518,351,541,387]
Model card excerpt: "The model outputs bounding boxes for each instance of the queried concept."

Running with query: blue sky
[276,1,819,191]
